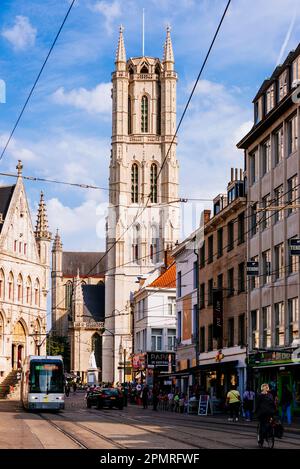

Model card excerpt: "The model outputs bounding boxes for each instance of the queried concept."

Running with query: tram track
[83,408,300,449]
[82,408,243,449]
[37,412,127,449]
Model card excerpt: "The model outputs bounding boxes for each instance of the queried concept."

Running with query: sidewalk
[131,404,300,434]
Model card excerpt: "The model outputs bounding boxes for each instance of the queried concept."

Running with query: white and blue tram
[21,355,65,410]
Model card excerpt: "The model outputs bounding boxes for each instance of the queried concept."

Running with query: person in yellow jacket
[226,385,241,422]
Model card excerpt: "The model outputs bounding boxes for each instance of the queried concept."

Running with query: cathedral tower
[103,26,179,383]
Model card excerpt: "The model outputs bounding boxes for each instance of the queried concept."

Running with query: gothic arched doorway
[12,321,26,369]
[91,333,102,370]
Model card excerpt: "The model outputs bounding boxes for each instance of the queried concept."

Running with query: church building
[51,235,105,382]
[103,26,180,383]
[0,161,50,386]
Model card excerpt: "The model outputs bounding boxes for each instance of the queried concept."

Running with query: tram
[21,355,65,410]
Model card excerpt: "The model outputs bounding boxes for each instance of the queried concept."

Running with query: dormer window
[278,69,288,101]
[265,84,275,114]
[254,97,263,124]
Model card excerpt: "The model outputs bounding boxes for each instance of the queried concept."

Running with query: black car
[86,388,123,410]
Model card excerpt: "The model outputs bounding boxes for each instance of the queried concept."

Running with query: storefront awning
[193,360,239,372]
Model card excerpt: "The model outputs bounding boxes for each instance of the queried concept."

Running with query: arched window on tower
[141,95,148,133]
[132,225,140,263]
[140,64,149,74]
[128,96,132,134]
[150,225,159,264]
[26,276,32,305]
[8,272,14,301]
[0,269,4,300]
[157,82,161,135]
[65,280,73,311]
[131,163,139,203]
[150,163,158,203]
[17,274,23,303]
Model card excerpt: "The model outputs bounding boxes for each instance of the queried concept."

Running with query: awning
[193,360,239,372]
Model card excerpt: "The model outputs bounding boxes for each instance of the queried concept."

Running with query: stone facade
[103,26,180,383]
[0,161,50,380]
[51,235,105,381]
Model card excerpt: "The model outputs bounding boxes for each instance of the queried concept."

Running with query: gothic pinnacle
[163,25,174,64]
[115,24,126,64]
[35,191,51,240]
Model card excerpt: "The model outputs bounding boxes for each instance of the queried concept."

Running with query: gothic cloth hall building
[0,161,50,383]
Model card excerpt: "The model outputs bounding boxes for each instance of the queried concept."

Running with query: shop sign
[290,239,300,255]
[249,349,300,366]
[132,353,146,370]
[146,352,175,371]
[213,289,223,339]
[247,261,259,276]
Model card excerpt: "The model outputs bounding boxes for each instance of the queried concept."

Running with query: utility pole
[123,349,126,385]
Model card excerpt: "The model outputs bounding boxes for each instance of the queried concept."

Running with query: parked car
[86,387,124,410]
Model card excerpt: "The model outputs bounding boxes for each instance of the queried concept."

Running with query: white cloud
[2,16,37,51]
[52,83,111,114]
[91,0,121,34]
[178,79,252,236]
[47,197,107,251]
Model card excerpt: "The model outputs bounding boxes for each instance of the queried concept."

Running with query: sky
[0,0,300,251]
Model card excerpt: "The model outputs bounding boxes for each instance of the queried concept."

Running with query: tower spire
[115,25,126,68]
[163,25,174,68]
[52,229,62,252]
[35,191,51,240]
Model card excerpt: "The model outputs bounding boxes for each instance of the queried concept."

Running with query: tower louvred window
[141,96,148,132]
[150,163,158,203]
[131,163,139,203]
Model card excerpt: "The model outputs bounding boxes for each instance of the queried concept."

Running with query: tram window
[29,361,64,393]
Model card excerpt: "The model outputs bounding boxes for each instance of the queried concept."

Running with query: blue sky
[0,0,300,250]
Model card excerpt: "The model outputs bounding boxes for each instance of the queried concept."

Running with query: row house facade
[197,169,247,405]
[238,43,300,414]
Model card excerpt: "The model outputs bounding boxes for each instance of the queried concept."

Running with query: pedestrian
[280,385,293,425]
[65,382,70,397]
[142,385,149,409]
[255,383,276,445]
[226,385,241,422]
[243,387,255,421]
[152,384,159,411]
[73,381,77,393]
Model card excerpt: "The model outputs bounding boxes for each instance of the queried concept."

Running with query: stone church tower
[103,27,179,383]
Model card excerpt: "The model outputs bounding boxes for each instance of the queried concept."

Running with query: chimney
[161,247,173,274]
[231,167,234,181]
[204,209,211,225]
[240,168,243,180]
[235,168,238,181]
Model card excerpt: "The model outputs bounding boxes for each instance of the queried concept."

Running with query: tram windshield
[29,360,64,393]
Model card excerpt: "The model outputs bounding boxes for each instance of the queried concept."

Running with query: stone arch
[91,333,102,369]
[8,271,14,301]
[26,276,32,304]
[34,278,40,307]
[12,319,27,369]
[0,311,4,355]
[17,273,23,303]
[0,268,4,300]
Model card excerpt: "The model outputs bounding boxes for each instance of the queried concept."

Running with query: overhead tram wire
[69,0,233,282]
[0,0,77,162]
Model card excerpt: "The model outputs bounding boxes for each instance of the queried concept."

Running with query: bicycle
[257,417,275,449]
